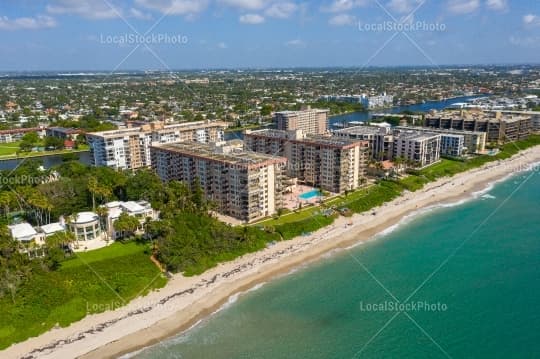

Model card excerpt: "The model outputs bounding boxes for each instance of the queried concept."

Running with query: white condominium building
[393,131,441,168]
[274,108,329,135]
[150,141,287,223]
[87,121,228,170]
[395,126,485,154]
[333,125,395,161]
[440,134,465,157]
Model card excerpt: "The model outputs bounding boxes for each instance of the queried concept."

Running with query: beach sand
[4,146,540,359]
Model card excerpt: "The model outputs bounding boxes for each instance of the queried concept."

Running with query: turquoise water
[299,189,322,200]
[133,169,540,359]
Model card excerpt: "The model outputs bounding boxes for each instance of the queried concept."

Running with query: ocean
[131,168,540,359]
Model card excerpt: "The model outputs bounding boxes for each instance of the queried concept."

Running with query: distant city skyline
[0,0,539,71]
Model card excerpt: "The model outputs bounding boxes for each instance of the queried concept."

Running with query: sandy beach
[4,145,540,359]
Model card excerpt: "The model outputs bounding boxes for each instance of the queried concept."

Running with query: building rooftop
[40,222,65,235]
[72,212,99,224]
[121,201,146,213]
[0,127,44,135]
[87,120,228,138]
[246,129,365,149]
[107,207,123,220]
[47,127,83,134]
[8,222,37,240]
[334,125,385,135]
[152,141,287,168]
[395,126,485,136]
[488,115,530,124]
[396,130,442,141]
[275,109,329,115]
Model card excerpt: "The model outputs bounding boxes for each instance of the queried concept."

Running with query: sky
[0,0,539,71]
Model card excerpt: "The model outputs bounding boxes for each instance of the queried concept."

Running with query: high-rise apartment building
[150,141,287,223]
[87,121,228,170]
[244,129,368,193]
[394,126,484,154]
[424,112,531,143]
[274,108,329,135]
[393,131,441,168]
[333,125,395,160]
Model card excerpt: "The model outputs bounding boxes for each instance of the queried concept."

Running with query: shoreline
[4,145,540,359]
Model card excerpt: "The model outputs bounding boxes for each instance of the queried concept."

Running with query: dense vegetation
[54,114,117,132]
[0,241,165,349]
[157,213,281,276]
[304,101,365,115]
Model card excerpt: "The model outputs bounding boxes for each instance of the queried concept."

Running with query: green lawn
[60,241,147,269]
[0,141,22,156]
[0,241,167,350]
[0,145,90,159]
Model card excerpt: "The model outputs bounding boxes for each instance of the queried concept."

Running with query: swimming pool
[298,189,321,200]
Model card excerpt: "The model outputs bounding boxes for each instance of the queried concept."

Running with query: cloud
[239,13,265,24]
[218,0,266,10]
[321,0,368,13]
[523,14,540,27]
[485,0,507,11]
[129,8,153,20]
[134,0,209,16]
[387,0,423,14]
[47,0,122,20]
[265,2,298,19]
[285,39,306,48]
[0,15,57,30]
[218,42,228,49]
[328,14,356,26]
[446,0,480,14]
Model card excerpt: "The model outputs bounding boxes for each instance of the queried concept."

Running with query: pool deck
[282,185,322,210]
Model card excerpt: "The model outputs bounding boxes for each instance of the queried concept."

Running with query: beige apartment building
[87,121,228,170]
[274,108,330,135]
[424,111,531,144]
[244,129,368,193]
[487,110,540,132]
[150,141,287,223]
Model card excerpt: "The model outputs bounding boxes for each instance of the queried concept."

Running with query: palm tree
[95,206,109,234]
[87,177,99,211]
[0,191,14,219]
[63,214,76,247]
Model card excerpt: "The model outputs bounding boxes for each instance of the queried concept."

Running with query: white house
[103,200,158,240]
[7,222,46,257]
[8,222,42,244]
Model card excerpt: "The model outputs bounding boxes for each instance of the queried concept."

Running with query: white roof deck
[121,201,146,213]
[107,207,123,220]
[40,222,65,235]
[8,223,38,241]
[72,212,99,224]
